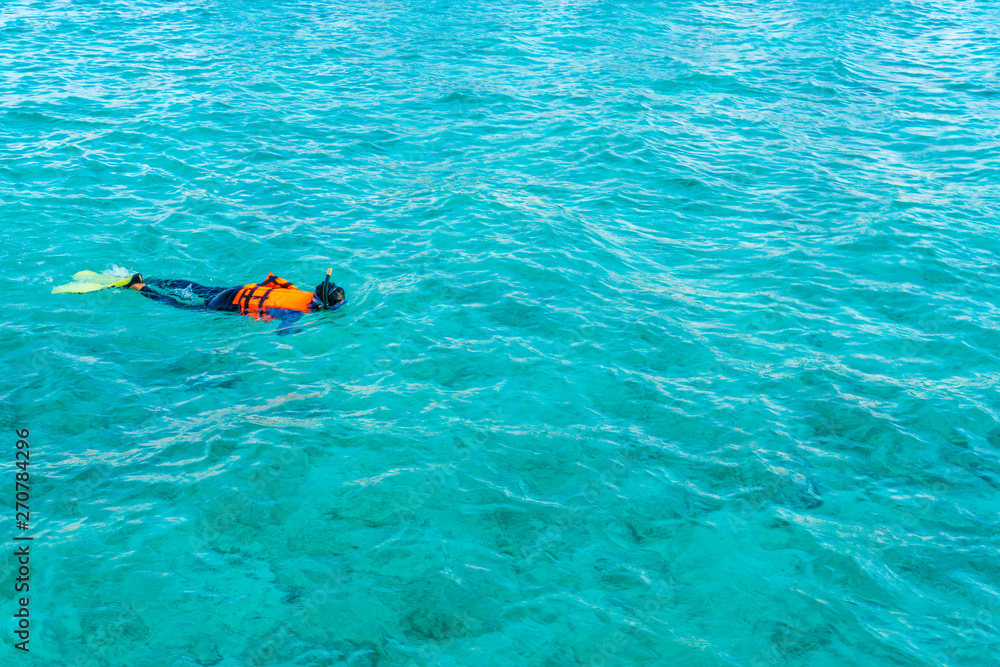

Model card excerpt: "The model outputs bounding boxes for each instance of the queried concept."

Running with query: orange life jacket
[232,274,315,320]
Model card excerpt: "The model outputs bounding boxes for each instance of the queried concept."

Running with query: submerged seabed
[2,0,1000,665]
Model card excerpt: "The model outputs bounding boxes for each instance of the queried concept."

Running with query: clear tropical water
[3,0,999,664]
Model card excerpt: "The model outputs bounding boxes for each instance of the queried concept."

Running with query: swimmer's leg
[144,279,226,300]
[133,278,218,311]
[136,287,209,311]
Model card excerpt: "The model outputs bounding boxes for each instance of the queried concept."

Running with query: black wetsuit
[139,279,312,335]
[139,279,241,311]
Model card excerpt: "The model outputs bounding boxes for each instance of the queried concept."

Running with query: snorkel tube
[321,267,332,309]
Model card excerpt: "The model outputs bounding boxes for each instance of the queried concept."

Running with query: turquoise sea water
[3,0,1000,664]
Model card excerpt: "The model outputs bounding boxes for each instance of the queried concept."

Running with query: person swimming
[122,270,345,335]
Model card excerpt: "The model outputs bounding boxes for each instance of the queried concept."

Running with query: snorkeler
[121,269,346,335]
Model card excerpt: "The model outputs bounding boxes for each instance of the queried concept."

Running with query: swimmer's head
[313,282,346,310]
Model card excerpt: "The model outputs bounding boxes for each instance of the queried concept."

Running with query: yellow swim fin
[53,271,132,294]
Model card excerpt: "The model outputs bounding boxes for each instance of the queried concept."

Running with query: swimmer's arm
[271,308,305,336]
